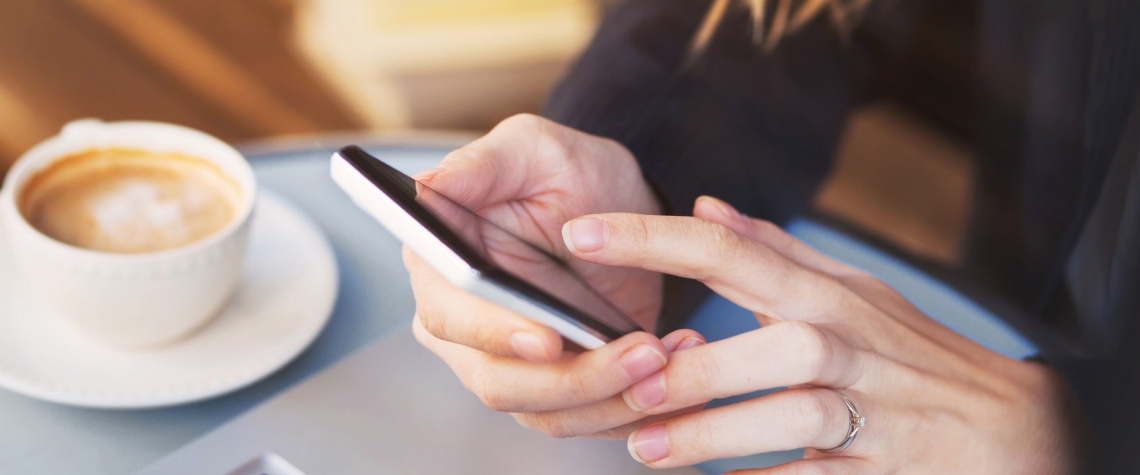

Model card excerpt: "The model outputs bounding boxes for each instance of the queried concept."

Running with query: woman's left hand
[552,196,1084,474]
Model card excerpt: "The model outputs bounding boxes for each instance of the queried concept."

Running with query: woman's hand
[406,114,705,437]
[557,196,1084,474]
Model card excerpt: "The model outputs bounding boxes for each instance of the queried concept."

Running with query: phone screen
[338,146,642,341]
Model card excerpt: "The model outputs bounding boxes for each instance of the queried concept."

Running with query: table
[0,133,1041,475]
[0,134,469,475]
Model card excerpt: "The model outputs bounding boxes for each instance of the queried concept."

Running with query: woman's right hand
[404,114,704,437]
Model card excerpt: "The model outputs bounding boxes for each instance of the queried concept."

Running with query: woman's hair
[690,0,875,56]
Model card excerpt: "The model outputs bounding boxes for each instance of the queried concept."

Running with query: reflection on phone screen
[403,174,642,336]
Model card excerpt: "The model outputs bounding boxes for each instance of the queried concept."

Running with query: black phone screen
[338,146,642,341]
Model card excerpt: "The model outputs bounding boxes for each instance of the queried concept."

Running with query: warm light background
[0,0,974,265]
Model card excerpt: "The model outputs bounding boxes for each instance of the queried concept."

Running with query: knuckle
[440,145,493,173]
[787,390,837,445]
[498,112,543,130]
[559,367,602,403]
[416,305,442,335]
[601,214,653,260]
[543,417,583,439]
[782,321,837,381]
[588,427,633,440]
[439,148,467,165]
[707,221,743,255]
[470,314,508,352]
[469,364,512,412]
[543,421,582,439]
[690,221,746,280]
[623,214,654,254]
[514,412,581,438]
[476,386,512,412]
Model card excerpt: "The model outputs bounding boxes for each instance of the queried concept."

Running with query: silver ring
[819,395,865,453]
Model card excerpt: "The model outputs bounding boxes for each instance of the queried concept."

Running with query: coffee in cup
[0,119,257,348]
[18,148,241,254]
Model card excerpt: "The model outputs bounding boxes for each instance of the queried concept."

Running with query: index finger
[562,213,848,322]
[413,315,669,413]
[404,247,564,362]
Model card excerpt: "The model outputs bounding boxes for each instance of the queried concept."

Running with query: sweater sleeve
[543,0,925,331]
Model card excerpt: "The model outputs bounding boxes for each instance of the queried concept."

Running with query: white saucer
[0,191,338,409]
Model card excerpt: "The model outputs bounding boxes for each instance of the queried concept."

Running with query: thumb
[412,114,569,210]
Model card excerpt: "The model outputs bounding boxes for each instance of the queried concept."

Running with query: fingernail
[619,344,667,381]
[628,423,670,464]
[414,166,445,181]
[509,332,552,362]
[623,371,666,411]
[699,196,746,223]
[563,217,608,253]
[675,337,705,351]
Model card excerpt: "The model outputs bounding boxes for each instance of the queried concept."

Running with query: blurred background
[0,0,975,267]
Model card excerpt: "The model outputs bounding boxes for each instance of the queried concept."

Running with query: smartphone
[330,145,642,349]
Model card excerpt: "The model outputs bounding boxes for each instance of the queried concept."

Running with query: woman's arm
[544,0,927,331]
[545,0,921,221]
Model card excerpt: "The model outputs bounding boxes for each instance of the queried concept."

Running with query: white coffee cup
[0,119,257,347]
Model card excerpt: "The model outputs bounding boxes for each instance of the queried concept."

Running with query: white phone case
[330,152,609,349]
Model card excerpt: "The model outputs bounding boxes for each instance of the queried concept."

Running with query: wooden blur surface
[0,0,363,176]
[0,0,972,268]
[816,103,974,265]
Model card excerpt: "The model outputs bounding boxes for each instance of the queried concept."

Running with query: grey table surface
[0,134,1043,475]
[136,325,701,475]
[0,137,463,475]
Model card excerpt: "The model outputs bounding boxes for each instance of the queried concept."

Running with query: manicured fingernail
[563,217,608,253]
[675,337,705,351]
[699,195,746,223]
[414,166,445,181]
[509,332,552,362]
[628,423,670,464]
[623,371,666,411]
[619,344,667,381]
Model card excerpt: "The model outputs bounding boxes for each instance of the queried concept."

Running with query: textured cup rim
[0,119,257,263]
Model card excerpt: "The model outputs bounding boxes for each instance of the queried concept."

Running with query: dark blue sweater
[544,0,1140,471]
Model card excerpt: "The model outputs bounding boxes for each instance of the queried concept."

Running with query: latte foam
[18,148,242,253]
